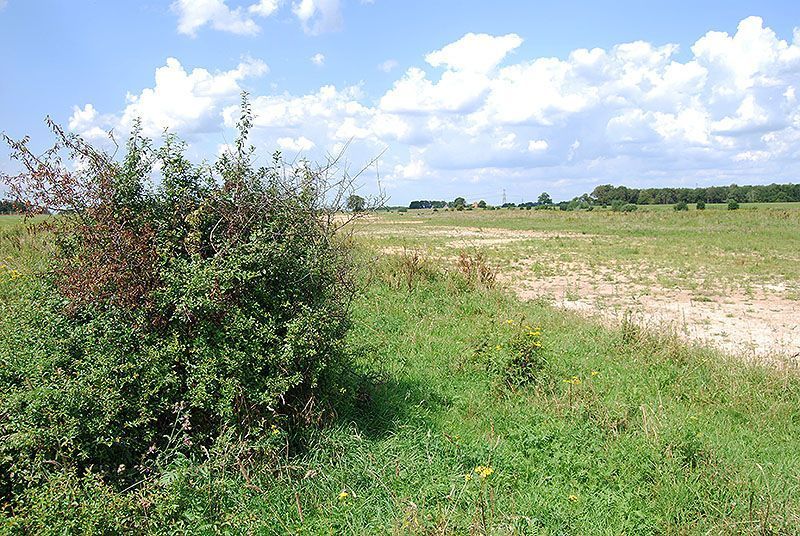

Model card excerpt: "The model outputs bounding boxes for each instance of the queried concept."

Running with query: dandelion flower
[591,370,599,376]
[338,491,349,500]
[568,494,579,502]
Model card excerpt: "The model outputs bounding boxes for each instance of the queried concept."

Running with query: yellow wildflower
[591,370,599,377]
[568,494,579,502]
[338,491,349,500]
[473,465,494,479]
[464,473,472,482]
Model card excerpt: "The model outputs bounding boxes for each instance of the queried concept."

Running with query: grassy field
[2,212,800,533]
[356,203,800,287]
[354,204,800,359]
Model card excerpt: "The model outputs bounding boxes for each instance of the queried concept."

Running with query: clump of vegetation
[380,249,441,290]
[696,200,706,210]
[500,320,545,388]
[674,200,688,211]
[456,251,497,289]
[0,97,363,499]
[727,198,740,210]
[610,199,638,212]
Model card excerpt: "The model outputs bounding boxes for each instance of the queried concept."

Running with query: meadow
[2,205,800,534]
[356,204,800,359]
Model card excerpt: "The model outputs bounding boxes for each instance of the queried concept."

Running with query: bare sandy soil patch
[505,263,800,363]
[363,224,595,242]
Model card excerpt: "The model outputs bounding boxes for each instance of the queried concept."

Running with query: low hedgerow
[0,96,361,501]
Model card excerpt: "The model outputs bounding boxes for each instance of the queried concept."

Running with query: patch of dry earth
[506,268,800,363]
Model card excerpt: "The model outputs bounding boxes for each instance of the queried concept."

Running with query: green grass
[3,216,800,533]
[357,204,800,294]
[224,269,799,533]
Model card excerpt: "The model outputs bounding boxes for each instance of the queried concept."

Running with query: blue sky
[2,1,800,204]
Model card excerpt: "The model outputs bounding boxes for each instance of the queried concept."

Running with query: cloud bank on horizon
[69,12,800,202]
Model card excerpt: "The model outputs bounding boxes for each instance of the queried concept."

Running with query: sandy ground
[363,223,800,364]
[506,269,800,363]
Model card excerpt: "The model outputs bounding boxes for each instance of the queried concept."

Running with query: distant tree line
[590,183,800,205]
[0,199,25,214]
[402,182,799,213]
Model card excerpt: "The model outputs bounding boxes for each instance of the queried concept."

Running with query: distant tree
[591,184,616,205]
[537,192,553,206]
[347,194,366,212]
[453,197,466,209]
[637,189,656,205]
[727,198,739,210]
[696,200,706,210]
[674,201,688,211]
[477,200,487,208]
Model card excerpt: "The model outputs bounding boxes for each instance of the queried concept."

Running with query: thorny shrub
[0,95,373,498]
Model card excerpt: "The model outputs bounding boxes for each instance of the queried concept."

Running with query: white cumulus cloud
[249,0,280,17]
[277,136,316,152]
[70,57,268,138]
[172,0,284,36]
[425,32,523,73]
[172,0,260,36]
[70,17,800,201]
[528,139,549,152]
[292,0,342,35]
